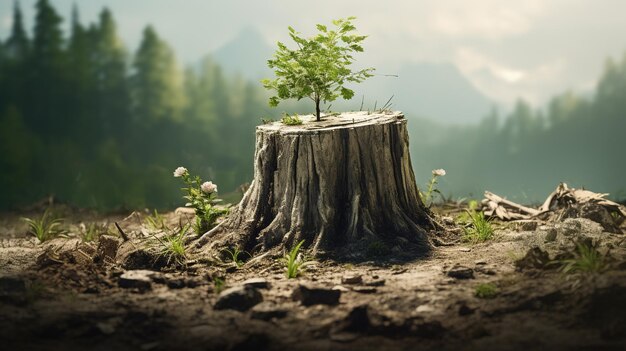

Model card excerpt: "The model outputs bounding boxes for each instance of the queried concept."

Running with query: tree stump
[198,111,434,257]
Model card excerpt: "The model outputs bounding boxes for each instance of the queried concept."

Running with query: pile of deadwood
[481,183,626,233]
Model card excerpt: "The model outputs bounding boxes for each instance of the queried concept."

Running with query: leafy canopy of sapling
[262,17,374,121]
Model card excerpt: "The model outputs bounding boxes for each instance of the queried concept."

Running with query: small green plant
[152,223,190,267]
[462,210,494,244]
[22,208,65,242]
[173,166,229,233]
[79,222,108,242]
[262,17,374,121]
[213,277,225,293]
[559,241,608,274]
[223,247,248,268]
[281,113,303,125]
[283,240,313,278]
[145,209,168,231]
[474,283,498,299]
[420,169,446,207]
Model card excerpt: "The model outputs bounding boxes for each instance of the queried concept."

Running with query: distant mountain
[212,28,495,124]
[212,27,273,80]
[357,62,495,124]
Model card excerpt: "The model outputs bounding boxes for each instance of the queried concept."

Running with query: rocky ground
[1,205,626,351]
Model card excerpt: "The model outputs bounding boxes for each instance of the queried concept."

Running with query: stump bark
[199,111,434,256]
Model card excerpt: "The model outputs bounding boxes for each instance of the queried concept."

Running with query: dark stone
[341,274,363,285]
[365,279,386,287]
[520,221,538,231]
[95,235,120,264]
[352,287,377,294]
[458,303,475,316]
[120,248,167,270]
[118,270,155,291]
[515,247,551,270]
[292,284,341,306]
[447,265,474,279]
[544,228,558,242]
[332,305,371,333]
[214,286,263,311]
[241,278,270,289]
[250,302,288,321]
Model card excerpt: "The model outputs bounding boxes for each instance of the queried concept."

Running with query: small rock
[341,274,363,285]
[118,244,167,270]
[292,284,341,306]
[458,303,475,316]
[415,304,435,313]
[519,221,539,231]
[214,286,263,311]
[241,278,270,289]
[474,265,496,275]
[332,305,371,333]
[515,247,551,270]
[352,286,377,294]
[118,270,156,291]
[250,302,288,321]
[165,278,186,289]
[446,265,474,279]
[544,228,558,242]
[95,235,120,264]
[332,285,350,292]
[365,279,386,287]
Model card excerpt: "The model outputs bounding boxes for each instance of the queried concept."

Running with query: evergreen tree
[93,8,130,137]
[66,5,94,141]
[131,25,185,123]
[28,0,68,137]
[5,0,30,60]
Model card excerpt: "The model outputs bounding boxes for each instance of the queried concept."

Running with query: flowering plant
[174,167,228,233]
[420,168,446,208]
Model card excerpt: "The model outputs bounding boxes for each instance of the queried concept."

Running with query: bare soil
[1,206,625,351]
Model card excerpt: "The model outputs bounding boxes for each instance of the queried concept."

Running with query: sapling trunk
[315,99,321,121]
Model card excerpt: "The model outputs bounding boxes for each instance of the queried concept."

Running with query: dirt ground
[1,205,626,351]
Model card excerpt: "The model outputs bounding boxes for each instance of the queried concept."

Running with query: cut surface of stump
[199,111,434,257]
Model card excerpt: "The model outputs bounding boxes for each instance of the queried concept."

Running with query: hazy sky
[2,0,626,107]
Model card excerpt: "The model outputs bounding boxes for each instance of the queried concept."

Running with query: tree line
[410,54,626,203]
[1,1,624,210]
[0,0,263,210]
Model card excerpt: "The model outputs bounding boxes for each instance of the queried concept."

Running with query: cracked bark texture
[200,112,433,255]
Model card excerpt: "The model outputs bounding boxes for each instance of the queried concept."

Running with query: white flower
[201,181,218,194]
[173,166,188,178]
[432,169,446,177]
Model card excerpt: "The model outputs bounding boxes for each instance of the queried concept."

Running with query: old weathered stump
[199,111,434,256]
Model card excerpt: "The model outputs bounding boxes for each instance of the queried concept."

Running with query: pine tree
[5,0,30,60]
[131,25,185,123]
[29,0,68,137]
[93,8,130,137]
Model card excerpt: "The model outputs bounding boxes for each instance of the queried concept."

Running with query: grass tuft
[223,247,248,268]
[462,210,494,244]
[79,222,108,242]
[283,240,313,278]
[474,283,498,299]
[281,113,303,125]
[22,208,66,242]
[152,223,190,267]
[145,209,168,231]
[559,241,608,274]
